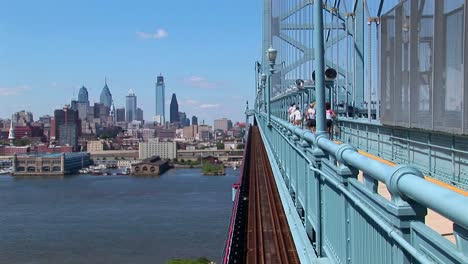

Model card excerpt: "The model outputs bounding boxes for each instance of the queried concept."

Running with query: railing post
[454,224,468,256]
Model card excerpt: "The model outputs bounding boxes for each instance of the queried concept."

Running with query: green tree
[236,143,245,150]
[216,141,224,150]
[15,138,31,146]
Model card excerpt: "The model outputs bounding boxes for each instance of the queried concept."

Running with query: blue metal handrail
[268,114,468,229]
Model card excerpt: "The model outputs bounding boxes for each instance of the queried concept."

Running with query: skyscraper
[192,116,198,126]
[169,93,179,124]
[53,106,81,149]
[100,79,112,108]
[155,74,165,124]
[78,86,89,103]
[116,108,126,122]
[136,108,144,122]
[77,86,89,121]
[178,112,186,127]
[126,89,137,122]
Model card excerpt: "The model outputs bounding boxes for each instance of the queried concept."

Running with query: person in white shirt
[288,103,296,123]
[293,106,302,126]
[325,102,336,135]
[305,102,316,132]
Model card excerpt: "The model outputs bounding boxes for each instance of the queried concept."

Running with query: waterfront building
[192,116,198,126]
[100,79,112,108]
[35,144,73,154]
[12,152,91,176]
[12,111,34,125]
[90,150,138,167]
[169,93,179,124]
[126,90,137,122]
[116,108,126,122]
[116,159,140,168]
[138,138,176,160]
[136,108,144,122]
[214,118,233,132]
[87,140,105,152]
[131,156,170,176]
[0,145,29,156]
[155,74,165,124]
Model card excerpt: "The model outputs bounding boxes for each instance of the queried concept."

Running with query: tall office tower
[126,89,137,122]
[77,86,90,121]
[191,116,198,126]
[178,112,187,127]
[100,79,113,108]
[169,93,179,123]
[136,108,144,122]
[110,102,116,123]
[53,106,81,149]
[116,108,126,122]
[78,86,89,103]
[154,74,165,124]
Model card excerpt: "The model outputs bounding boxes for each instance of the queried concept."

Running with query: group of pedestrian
[287,101,336,135]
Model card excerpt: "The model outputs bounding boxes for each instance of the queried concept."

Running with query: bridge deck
[246,127,300,264]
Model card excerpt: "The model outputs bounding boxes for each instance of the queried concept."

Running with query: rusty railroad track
[245,127,300,264]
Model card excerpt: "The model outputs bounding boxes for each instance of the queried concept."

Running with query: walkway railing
[256,111,468,264]
[336,118,468,191]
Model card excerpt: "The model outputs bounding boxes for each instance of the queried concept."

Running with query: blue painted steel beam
[314,0,326,135]
[353,0,365,109]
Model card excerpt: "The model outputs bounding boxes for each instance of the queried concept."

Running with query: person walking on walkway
[325,102,336,135]
[293,106,302,126]
[305,102,316,132]
[288,103,296,123]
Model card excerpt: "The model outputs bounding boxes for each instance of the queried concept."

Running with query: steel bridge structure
[224,0,468,263]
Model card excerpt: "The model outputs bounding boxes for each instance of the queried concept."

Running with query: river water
[0,168,238,263]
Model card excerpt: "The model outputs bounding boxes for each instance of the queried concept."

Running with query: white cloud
[185,99,200,105]
[0,85,30,96]
[199,103,220,109]
[186,75,217,89]
[136,28,168,40]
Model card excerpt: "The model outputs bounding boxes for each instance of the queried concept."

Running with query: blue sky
[0,0,262,125]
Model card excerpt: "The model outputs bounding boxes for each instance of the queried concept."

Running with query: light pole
[266,46,277,127]
[260,73,267,112]
[254,61,261,112]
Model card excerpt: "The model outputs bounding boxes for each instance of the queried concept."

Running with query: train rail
[246,127,300,264]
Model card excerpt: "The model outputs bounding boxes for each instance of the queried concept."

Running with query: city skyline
[0,0,262,124]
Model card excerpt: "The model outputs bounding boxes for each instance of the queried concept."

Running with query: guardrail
[256,111,468,264]
[336,118,468,191]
